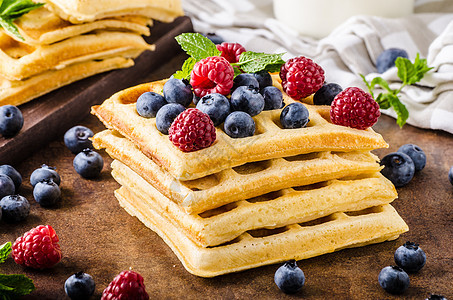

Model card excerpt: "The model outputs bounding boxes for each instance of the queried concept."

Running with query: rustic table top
[1,53,452,300]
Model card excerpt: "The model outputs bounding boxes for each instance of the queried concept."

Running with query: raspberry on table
[280,56,325,100]
[102,270,149,300]
[190,56,234,98]
[330,87,381,130]
[216,42,246,63]
[169,108,216,152]
[12,225,62,269]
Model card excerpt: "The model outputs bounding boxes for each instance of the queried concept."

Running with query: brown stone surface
[1,53,452,299]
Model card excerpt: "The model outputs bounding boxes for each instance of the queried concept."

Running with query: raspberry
[330,87,381,129]
[216,42,246,63]
[280,56,325,100]
[168,108,216,152]
[190,56,234,98]
[12,225,62,269]
[101,270,149,300]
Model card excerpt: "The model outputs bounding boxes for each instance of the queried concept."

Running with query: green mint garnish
[0,242,11,264]
[173,56,196,80]
[174,33,220,61]
[232,51,285,74]
[0,274,35,299]
[361,53,433,128]
[0,0,44,41]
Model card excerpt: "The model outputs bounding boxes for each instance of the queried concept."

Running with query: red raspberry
[330,87,381,129]
[101,270,149,300]
[168,108,216,152]
[216,42,246,63]
[190,56,234,98]
[12,225,62,269]
[280,56,325,100]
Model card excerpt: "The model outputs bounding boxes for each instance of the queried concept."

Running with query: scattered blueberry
[0,174,15,199]
[0,195,30,222]
[65,271,95,300]
[224,111,255,138]
[196,93,230,126]
[280,102,310,129]
[205,33,224,45]
[394,241,426,273]
[376,48,409,73]
[0,105,24,138]
[274,260,305,294]
[449,166,453,186]
[232,73,259,91]
[64,126,94,154]
[398,144,426,172]
[73,149,104,179]
[426,294,448,300]
[253,70,273,90]
[33,180,61,207]
[313,83,342,106]
[163,78,193,107]
[155,103,185,135]
[30,165,61,187]
[378,266,410,294]
[136,92,167,118]
[380,152,415,187]
[230,86,264,116]
[261,86,283,110]
[0,165,21,192]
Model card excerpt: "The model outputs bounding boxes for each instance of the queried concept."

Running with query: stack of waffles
[91,78,409,277]
[0,0,183,106]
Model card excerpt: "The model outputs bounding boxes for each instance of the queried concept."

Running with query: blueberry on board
[394,241,426,273]
[65,271,95,300]
[30,165,61,187]
[33,180,61,207]
[0,165,21,192]
[155,103,185,135]
[380,152,415,187]
[205,33,224,45]
[196,93,230,126]
[0,174,15,199]
[136,92,167,118]
[64,125,94,154]
[232,73,259,91]
[73,149,104,179]
[224,111,255,138]
[398,144,426,172]
[230,86,264,116]
[378,266,410,294]
[0,195,30,222]
[449,166,453,186]
[376,48,409,73]
[313,83,342,106]
[274,260,305,294]
[163,78,193,107]
[280,102,310,129]
[0,105,24,138]
[253,70,273,90]
[261,86,283,110]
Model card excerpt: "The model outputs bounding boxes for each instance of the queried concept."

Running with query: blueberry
[205,33,224,45]
[73,149,104,179]
[394,241,426,273]
[261,86,283,110]
[196,93,230,126]
[0,174,15,199]
[30,164,61,187]
[449,166,453,186]
[0,165,21,192]
[376,48,409,73]
[280,102,310,129]
[380,152,415,187]
[230,86,264,116]
[65,271,95,300]
[232,73,259,91]
[0,105,24,138]
[163,78,193,107]
[0,195,30,222]
[155,103,185,135]
[398,144,426,172]
[313,83,342,106]
[274,260,305,294]
[33,180,61,207]
[224,111,255,138]
[378,266,410,294]
[426,294,447,300]
[253,70,273,90]
[136,92,167,118]
[64,126,94,154]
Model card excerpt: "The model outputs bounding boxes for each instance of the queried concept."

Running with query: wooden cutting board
[0,16,193,165]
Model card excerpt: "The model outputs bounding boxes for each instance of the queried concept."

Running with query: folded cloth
[183,0,453,134]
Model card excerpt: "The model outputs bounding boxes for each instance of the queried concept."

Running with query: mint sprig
[361,53,433,127]
[0,243,12,264]
[0,0,44,41]
[232,51,285,74]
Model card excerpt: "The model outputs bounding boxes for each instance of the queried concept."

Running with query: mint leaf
[387,93,409,127]
[173,57,196,80]
[396,54,433,86]
[234,52,285,74]
[0,242,11,264]
[0,16,22,40]
[0,0,44,40]
[175,33,220,61]
[0,274,35,297]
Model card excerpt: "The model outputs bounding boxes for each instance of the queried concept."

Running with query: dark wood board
[0,16,193,165]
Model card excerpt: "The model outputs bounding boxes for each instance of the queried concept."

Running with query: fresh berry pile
[102,270,149,300]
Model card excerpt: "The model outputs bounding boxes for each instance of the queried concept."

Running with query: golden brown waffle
[94,129,385,213]
[0,30,152,81]
[115,186,408,277]
[92,79,388,181]
[112,160,398,247]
